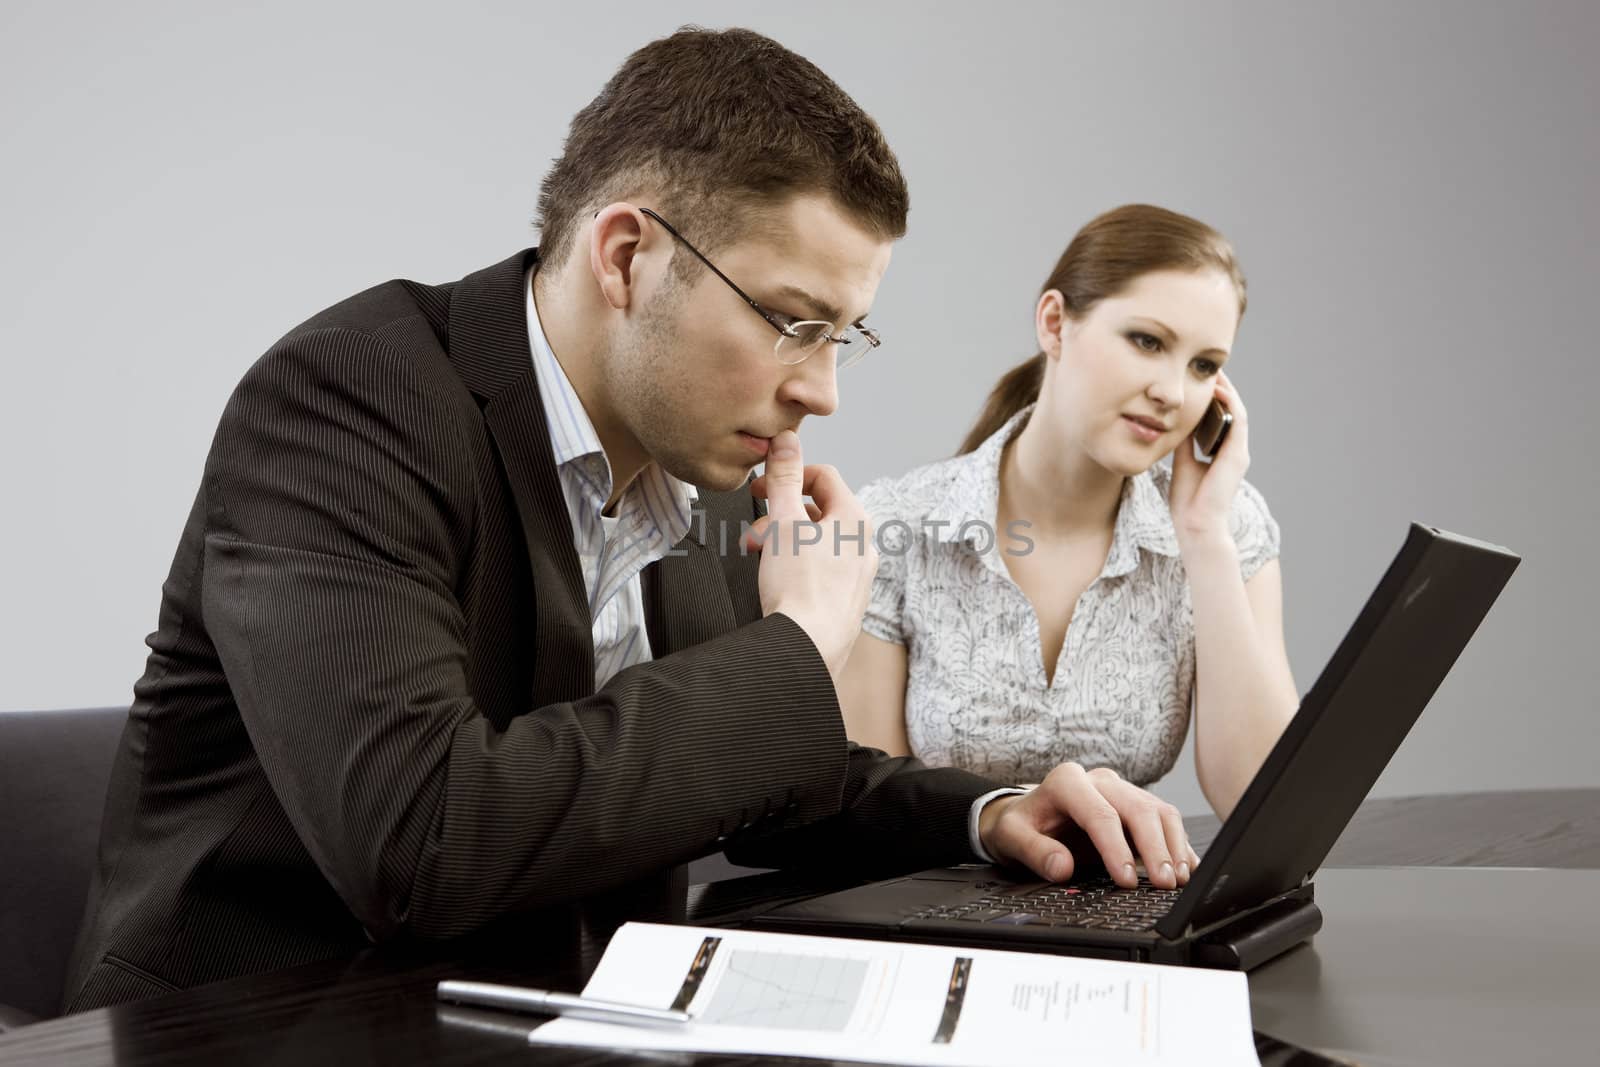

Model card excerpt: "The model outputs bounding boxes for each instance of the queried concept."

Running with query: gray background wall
[2,1,1595,817]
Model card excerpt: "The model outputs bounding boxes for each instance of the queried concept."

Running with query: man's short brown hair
[535,27,910,273]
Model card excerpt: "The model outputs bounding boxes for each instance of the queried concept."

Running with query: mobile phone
[1194,397,1232,459]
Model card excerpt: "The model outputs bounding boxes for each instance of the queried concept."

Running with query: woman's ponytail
[957,352,1046,455]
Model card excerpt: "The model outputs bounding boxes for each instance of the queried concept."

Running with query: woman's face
[1042,268,1240,476]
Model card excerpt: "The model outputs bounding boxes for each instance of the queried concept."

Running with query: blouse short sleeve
[1230,477,1282,583]
[858,480,911,646]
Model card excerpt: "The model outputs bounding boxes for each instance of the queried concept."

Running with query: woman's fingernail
[1046,855,1068,881]
[1178,862,1191,880]
[1161,861,1174,883]
[1123,863,1137,882]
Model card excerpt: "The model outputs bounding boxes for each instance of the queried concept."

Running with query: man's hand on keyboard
[976,763,1200,890]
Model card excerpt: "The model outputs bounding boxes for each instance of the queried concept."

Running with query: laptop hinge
[1180,880,1318,943]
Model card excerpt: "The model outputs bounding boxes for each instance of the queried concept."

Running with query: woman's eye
[1192,359,1220,377]
[1128,331,1161,352]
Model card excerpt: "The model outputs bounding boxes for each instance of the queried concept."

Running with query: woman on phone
[841,204,1298,823]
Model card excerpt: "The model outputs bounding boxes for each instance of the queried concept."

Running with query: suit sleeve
[200,325,848,941]
[722,486,1002,876]
[725,746,1001,876]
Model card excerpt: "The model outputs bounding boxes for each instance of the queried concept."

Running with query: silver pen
[435,979,692,1027]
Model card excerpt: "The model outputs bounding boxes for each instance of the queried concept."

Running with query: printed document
[526,922,1259,1066]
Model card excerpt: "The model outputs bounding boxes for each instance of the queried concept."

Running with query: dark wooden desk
[1184,788,1600,869]
[1248,866,1600,1067]
[4,789,1595,1066]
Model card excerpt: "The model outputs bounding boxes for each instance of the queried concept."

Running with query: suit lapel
[447,249,596,701]
[444,252,756,697]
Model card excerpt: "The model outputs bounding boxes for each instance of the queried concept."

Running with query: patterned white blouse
[857,404,1280,786]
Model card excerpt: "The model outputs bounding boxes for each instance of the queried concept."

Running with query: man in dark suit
[64,27,1197,1012]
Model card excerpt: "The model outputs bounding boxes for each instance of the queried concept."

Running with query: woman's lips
[1122,415,1166,443]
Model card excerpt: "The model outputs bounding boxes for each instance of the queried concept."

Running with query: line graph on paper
[698,949,871,1031]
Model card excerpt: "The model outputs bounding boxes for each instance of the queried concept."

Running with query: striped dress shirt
[525,267,697,690]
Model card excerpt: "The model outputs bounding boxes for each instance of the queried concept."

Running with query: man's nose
[778,349,839,418]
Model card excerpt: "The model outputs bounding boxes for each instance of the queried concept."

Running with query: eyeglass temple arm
[636,208,795,337]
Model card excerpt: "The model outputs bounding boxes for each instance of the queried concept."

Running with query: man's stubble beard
[603,282,751,494]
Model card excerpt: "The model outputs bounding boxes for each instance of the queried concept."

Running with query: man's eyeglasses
[638,207,881,369]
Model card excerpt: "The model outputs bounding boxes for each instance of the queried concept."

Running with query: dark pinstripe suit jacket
[63,249,999,1012]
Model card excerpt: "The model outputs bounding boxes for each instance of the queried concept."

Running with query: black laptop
[749,524,1520,971]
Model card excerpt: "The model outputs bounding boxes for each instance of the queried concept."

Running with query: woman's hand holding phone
[1168,370,1250,548]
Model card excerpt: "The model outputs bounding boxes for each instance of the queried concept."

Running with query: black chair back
[0,707,128,1024]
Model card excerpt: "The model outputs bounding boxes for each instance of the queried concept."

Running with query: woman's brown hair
[958,204,1246,454]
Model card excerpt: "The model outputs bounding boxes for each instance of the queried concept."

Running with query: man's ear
[1036,289,1068,359]
[588,203,652,311]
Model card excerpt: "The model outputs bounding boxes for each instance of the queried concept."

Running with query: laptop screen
[1156,524,1519,938]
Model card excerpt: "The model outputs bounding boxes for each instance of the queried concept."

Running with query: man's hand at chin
[978,763,1200,890]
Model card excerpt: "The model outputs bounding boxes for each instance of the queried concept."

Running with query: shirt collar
[928,407,1019,547]
[524,266,697,540]
[932,402,1180,574]
[526,267,607,470]
[1103,459,1181,577]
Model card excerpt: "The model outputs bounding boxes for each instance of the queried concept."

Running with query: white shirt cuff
[968,787,1030,863]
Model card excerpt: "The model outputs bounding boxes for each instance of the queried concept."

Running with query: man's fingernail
[769,442,797,459]
[1045,855,1067,881]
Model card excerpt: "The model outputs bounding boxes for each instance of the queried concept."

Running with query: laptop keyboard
[910,875,1182,933]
